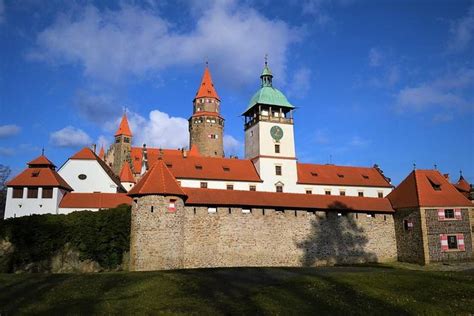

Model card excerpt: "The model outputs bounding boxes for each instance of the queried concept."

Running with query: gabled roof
[115,114,132,137]
[98,146,105,160]
[128,160,186,197]
[184,188,394,213]
[297,163,392,188]
[27,155,56,168]
[7,155,72,191]
[68,147,125,192]
[195,66,219,100]
[120,163,136,183]
[59,193,131,209]
[387,170,472,209]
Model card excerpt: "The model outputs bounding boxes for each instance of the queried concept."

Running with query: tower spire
[261,55,273,87]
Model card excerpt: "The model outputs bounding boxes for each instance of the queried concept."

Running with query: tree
[0,164,11,220]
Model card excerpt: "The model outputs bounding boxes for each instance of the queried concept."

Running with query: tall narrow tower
[243,60,298,193]
[112,114,133,175]
[189,64,224,157]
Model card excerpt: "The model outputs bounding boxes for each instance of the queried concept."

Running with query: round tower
[189,64,224,157]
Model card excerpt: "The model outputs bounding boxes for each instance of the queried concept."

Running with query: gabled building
[387,169,473,264]
[5,154,72,218]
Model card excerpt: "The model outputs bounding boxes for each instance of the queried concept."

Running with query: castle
[4,62,473,270]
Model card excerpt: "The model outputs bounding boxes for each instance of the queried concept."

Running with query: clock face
[270,125,284,141]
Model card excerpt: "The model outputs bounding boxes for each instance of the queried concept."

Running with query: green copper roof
[243,63,294,114]
[244,86,294,113]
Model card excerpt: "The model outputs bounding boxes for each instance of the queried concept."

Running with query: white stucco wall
[121,181,135,192]
[4,187,66,219]
[58,159,119,193]
[245,120,296,159]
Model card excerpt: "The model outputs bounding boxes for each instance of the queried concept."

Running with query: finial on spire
[41,147,45,156]
[264,53,268,66]
[434,164,437,170]
[413,163,416,170]
[205,57,209,67]
[460,170,463,177]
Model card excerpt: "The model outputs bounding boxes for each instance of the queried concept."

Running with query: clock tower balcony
[244,112,293,130]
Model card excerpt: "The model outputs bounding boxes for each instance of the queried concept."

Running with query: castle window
[403,219,413,231]
[325,190,331,195]
[358,191,364,197]
[200,182,208,188]
[195,165,203,170]
[226,184,234,190]
[275,165,282,176]
[276,185,283,193]
[275,144,280,153]
[124,137,130,143]
[208,207,217,214]
[249,185,256,191]
[306,189,312,194]
[151,206,154,213]
[211,119,216,123]
[445,209,455,219]
[339,190,346,196]
[78,174,87,180]
[42,188,53,199]
[12,188,23,199]
[168,199,176,212]
[27,187,38,199]
[378,191,383,198]
[242,209,251,214]
[367,213,375,218]
[448,235,458,249]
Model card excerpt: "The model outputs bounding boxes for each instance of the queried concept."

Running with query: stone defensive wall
[130,196,397,271]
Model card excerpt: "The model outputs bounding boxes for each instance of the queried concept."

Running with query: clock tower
[243,60,298,193]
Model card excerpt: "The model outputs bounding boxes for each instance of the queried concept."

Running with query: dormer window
[311,172,318,177]
[362,174,369,179]
[195,165,203,170]
[166,163,173,168]
[337,174,344,178]
[223,167,230,172]
[31,170,40,177]
[428,177,441,191]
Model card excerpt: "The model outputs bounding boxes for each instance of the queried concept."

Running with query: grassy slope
[0,266,473,315]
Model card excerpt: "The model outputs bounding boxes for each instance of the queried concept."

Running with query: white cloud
[0,124,21,138]
[448,3,474,52]
[368,47,382,67]
[395,68,474,112]
[224,135,243,157]
[30,2,300,88]
[50,126,93,148]
[300,0,353,25]
[288,67,312,98]
[127,110,189,149]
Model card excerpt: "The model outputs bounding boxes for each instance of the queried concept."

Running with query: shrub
[0,205,131,272]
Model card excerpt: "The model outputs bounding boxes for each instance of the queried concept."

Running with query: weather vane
[264,53,268,65]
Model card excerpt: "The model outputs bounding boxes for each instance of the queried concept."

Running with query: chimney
[182,148,188,158]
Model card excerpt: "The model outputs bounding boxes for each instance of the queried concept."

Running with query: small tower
[242,59,297,193]
[189,64,224,157]
[119,163,136,192]
[112,114,133,175]
[128,160,187,271]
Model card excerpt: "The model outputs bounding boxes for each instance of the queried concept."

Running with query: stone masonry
[130,198,397,271]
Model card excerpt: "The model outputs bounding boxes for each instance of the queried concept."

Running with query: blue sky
[0,0,473,185]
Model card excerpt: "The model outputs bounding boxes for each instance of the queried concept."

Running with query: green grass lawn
[1,265,473,315]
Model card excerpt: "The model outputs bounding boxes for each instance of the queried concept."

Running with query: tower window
[42,188,53,199]
[200,182,208,188]
[275,144,280,153]
[275,165,282,176]
[124,137,130,143]
[27,188,38,199]
[12,188,23,199]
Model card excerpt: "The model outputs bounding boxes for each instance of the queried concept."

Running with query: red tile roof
[455,175,471,193]
[184,188,394,213]
[387,170,472,209]
[115,114,132,137]
[70,147,97,160]
[191,111,223,118]
[130,147,183,173]
[128,160,186,197]
[195,66,219,100]
[120,163,136,183]
[27,155,56,168]
[188,145,200,157]
[7,155,72,191]
[297,163,392,187]
[59,193,131,209]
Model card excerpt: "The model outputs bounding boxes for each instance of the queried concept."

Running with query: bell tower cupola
[189,63,224,157]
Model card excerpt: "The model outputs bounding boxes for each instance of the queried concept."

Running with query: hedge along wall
[0,205,131,273]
